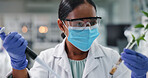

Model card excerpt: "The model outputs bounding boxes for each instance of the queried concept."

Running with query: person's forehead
[66,3,96,19]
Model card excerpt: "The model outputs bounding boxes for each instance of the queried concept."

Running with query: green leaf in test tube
[142,11,148,17]
[135,24,144,28]
[132,34,135,42]
[137,40,140,46]
[136,34,146,46]
[145,24,148,30]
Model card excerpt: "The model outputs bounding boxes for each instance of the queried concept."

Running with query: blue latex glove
[121,49,148,78]
[0,31,28,70]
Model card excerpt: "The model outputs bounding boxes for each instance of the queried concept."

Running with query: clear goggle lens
[62,17,102,31]
[68,18,101,27]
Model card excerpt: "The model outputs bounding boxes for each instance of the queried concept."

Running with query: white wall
[0,1,25,13]
[112,0,132,24]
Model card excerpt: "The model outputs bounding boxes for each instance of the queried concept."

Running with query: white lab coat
[0,40,12,78]
[29,39,131,78]
[0,49,12,78]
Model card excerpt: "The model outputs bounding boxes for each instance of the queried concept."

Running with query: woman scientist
[0,0,146,78]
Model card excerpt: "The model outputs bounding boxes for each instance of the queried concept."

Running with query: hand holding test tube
[110,11,148,76]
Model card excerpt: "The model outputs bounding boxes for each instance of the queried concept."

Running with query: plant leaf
[145,24,148,30]
[137,40,140,46]
[136,37,146,46]
[141,34,146,41]
[135,24,144,28]
[131,34,135,42]
[142,11,148,17]
[141,37,146,41]
[136,35,146,46]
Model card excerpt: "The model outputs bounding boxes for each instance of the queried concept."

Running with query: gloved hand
[0,31,28,70]
[121,49,148,78]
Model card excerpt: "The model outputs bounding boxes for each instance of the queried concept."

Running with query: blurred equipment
[39,26,48,33]
[22,25,28,33]
[106,24,130,52]
[32,14,62,52]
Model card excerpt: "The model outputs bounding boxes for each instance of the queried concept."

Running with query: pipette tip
[0,27,5,34]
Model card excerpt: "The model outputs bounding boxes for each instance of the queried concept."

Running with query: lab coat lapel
[53,38,73,78]
[58,54,73,78]
[83,41,105,78]
[83,55,99,78]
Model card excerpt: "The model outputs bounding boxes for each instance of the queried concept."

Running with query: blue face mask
[67,25,99,51]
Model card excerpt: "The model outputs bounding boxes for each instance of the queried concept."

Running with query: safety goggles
[62,17,102,28]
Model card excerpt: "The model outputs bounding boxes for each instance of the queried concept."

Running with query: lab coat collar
[53,38,105,58]
[53,38,73,78]
[89,40,105,58]
[82,40,105,78]
[53,38,66,58]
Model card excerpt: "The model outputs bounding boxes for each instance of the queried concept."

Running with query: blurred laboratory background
[0,0,147,70]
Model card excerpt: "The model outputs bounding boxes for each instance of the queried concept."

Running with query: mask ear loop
[62,21,68,29]
[62,21,69,38]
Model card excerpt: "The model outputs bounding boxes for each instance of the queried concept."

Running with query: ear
[57,19,65,32]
